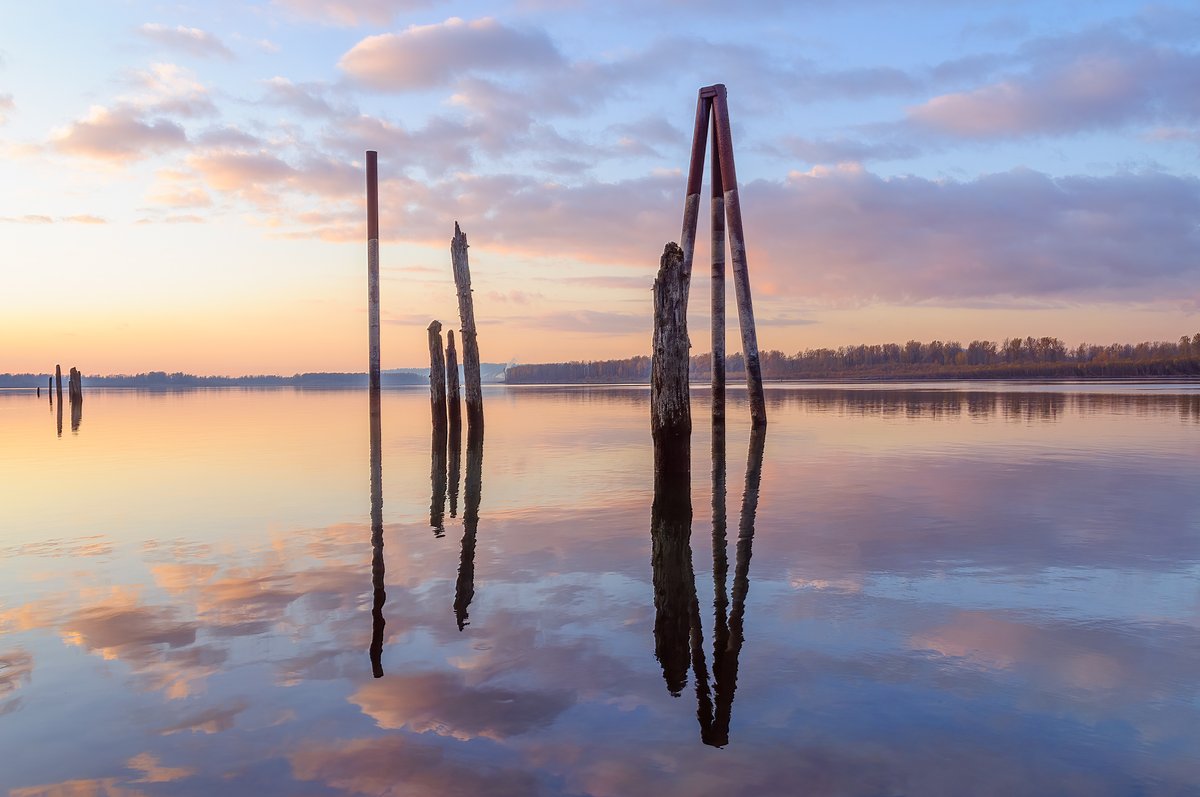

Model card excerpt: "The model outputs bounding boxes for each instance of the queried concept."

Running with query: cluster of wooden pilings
[363,152,490,678]
[46,363,84,435]
[649,85,769,746]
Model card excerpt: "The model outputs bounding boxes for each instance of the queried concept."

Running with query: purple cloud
[136,23,234,60]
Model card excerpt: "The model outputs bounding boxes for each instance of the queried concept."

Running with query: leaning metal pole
[710,86,766,427]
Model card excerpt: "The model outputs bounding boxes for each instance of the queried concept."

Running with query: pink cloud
[136,23,233,60]
[53,105,187,162]
[909,34,1200,138]
[338,17,562,91]
[273,0,442,27]
[0,93,13,125]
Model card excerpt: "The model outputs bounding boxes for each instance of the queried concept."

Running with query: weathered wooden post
[47,377,52,403]
[366,151,381,393]
[651,242,692,477]
[446,330,462,429]
[37,386,40,398]
[710,86,766,428]
[428,321,448,428]
[450,223,483,430]
[55,365,62,405]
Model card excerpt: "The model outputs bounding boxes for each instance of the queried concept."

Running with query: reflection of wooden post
[429,426,447,536]
[427,320,448,429]
[450,223,483,430]
[454,426,483,630]
[366,151,381,393]
[651,242,692,472]
[650,432,694,696]
[446,330,462,429]
[710,86,766,428]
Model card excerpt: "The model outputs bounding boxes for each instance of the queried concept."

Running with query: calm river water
[1,383,1198,796]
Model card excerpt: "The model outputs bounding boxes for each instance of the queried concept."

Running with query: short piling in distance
[48,377,52,402]
[450,223,483,430]
[446,330,462,429]
[651,242,692,477]
[55,365,62,405]
[428,320,448,430]
[365,150,381,393]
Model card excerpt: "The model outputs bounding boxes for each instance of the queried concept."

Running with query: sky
[1,0,1199,375]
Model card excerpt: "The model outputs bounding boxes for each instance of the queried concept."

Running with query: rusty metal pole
[366,151,381,393]
[711,86,766,428]
[679,89,714,284]
[710,119,726,420]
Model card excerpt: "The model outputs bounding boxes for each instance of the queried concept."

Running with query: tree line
[0,371,424,388]
[503,333,1200,383]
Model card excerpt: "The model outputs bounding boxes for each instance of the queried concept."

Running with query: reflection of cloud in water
[352,671,573,741]
[291,735,542,797]
[156,699,249,735]
[125,753,194,783]
[0,535,113,559]
[10,778,147,797]
[0,648,33,715]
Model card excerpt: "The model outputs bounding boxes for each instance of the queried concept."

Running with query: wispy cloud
[136,23,234,60]
[338,17,563,91]
[273,0,444,27]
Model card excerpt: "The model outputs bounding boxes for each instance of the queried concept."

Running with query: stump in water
[450,223,483,430]
[651,241,692,474]
[446,330,462,429]
[427,320,448,430]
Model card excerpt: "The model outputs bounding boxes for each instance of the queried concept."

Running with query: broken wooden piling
[450,223,483,430]
[651,242,692,472]
[428,320,448,429]
[446,330,462,429]
[366,151,381,393]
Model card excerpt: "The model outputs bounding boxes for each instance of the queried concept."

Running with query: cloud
[9,779,148,797]
[777,134,922,164]
[273,0,444,26]
[338,17,562,91]
[0,92,13,124]
[62,215,107,224]
[352,671,573,740]
[125,63,217,117]
[136,24,233,60]
[52,105,187,162]
[0,214,54,224]
[125,753,194,783]
[909,32,1200,138]
[290,736,542,797]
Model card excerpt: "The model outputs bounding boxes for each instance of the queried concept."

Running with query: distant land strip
[505,334,1200,384]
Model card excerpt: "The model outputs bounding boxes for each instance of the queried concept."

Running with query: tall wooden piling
[710,86,766,428]
[450,223,483,430]
[651,242,692,472]
[366,151,381,393]
[446,330,462,429]
[428,320,448,429]
[55,365,62,405]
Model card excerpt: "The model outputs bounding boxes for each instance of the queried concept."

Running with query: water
[1,383,1198,795]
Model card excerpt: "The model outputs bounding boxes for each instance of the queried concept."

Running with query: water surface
[1,383,1198,795]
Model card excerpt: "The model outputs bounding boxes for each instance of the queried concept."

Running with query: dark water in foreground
[1,383,1198,796]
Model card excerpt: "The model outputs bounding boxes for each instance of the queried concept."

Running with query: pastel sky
[2,0,1199,375]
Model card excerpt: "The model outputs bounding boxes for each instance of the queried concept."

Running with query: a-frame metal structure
[677,84,766,428]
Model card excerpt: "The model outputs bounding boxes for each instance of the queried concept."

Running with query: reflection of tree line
[652,421,766,747]
[757,389,1200,423]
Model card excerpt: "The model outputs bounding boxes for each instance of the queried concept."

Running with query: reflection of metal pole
[369,386,385,678]
[710,87,766,428]
[709,426,766,745]
[366,151,381,393]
